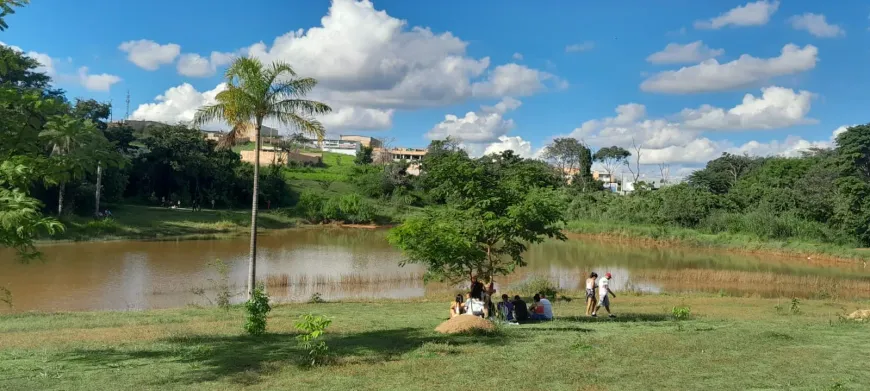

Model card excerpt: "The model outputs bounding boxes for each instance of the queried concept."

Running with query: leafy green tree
[389,146,565,282]
[194,57,332,299]
[688,153,763,195]
[39,116,106,215]
[354,145,373,165]
[0,161,63,260]
[593,146,630,181]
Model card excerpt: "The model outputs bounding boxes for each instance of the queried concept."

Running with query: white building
[320,139,361,156]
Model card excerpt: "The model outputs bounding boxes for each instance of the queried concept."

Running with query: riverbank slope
[566,219,870,263]
[52,204,299,242]
[1,295,868,390]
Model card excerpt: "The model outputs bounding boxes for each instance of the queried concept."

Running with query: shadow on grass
[556,313,672,323]
[61,327,507,386]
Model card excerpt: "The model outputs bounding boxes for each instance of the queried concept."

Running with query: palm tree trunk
[94,162,103,214]
[57,182,66,216]
[247,120,262,300]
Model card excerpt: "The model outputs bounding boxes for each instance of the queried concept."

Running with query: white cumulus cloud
[237,0,560,109]
[512,52,523,60]
[131,83,227,125]
[427,98,522,143]
[789,13,845,38]
[483,135,535,158]
[694,0,780,29]
[118,39,181,71]
[176,52,235,77]
[77,67,121,92]
[646,41,725,65]
[680,86,815,130]
[640,44,818,94]
[319,106,394,131]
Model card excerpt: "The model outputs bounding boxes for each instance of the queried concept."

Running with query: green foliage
[671,305,691,321]
[790,298,801,315]
[295,314,332,366]
[391,145,566,282]
[297,190,324,222]
[0,161,64,260]
[593,145,631,178]
[514,276,560,299]
[243,284,271,336]
[354,145,373,165]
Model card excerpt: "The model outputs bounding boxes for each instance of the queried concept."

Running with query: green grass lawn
[54,204,297,242]
[1,295,868,390]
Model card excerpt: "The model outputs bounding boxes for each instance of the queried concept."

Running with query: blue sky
[3,0,869,177]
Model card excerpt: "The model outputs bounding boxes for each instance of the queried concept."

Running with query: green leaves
[243,283,271,336]
[390,147,567,282]
[0,0,29,31]
[0,161,64,260]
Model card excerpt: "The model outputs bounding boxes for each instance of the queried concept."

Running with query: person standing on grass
[470,275,484,300]
[593,272,616,318]
[585,272,599,316]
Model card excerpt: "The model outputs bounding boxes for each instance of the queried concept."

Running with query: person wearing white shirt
[539,295,554,320]
[593,272,616,318]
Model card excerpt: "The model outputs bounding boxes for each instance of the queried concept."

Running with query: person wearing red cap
[592,272,616,318]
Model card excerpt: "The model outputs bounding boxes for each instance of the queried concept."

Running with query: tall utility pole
[124,90,130,123]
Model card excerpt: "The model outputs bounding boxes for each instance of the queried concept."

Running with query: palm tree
[39,116,102,215]
[194,57,332,299]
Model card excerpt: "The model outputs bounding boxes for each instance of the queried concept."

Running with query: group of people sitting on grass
[449,272,619,322]
[448,275,556,323]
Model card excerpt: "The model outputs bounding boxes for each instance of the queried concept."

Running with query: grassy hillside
[54,205,297,241]
[1,295,868,390]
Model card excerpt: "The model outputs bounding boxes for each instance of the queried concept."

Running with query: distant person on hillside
[497,294,515,322]
[470,275,484,300]
[585,272,599,316]
[593,272,617,318]
[512,295,530,322]
[450,294,465,318]
[539,293,554,320]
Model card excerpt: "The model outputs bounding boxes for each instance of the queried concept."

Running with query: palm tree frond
[274,111,325,140]
[271,77,319,99]
[272,98,332,118]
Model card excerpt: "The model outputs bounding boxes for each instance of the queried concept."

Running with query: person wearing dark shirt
[512,295,529,322]
[470,275,484,299]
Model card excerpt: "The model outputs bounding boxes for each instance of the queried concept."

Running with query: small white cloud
[176,52,235,77]
[694,0,780,29]
[640,44,818,94]
[512,52,523,60]
[646,41,725,65]
[565,41,595,53]
[789,13,845,38]
[77,67,121,92]
[471,63,563,98]
[118,39,181,70]
[427,98,522,143]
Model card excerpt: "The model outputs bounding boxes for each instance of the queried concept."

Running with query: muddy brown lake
[2,228,869,313]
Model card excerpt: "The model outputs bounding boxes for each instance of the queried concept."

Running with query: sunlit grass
[1,295,868,390]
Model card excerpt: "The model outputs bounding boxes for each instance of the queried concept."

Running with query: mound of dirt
[846,309,870,321]
[435,315,495,334]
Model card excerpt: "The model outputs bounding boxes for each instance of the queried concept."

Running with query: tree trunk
[57,182,66,216]
[94,163,103,214]
[247,120,262,300]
